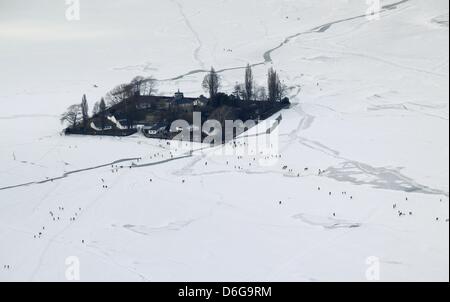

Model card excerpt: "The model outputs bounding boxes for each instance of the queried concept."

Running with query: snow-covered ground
[0,0,448,281]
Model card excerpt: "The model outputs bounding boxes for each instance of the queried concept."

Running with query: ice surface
[0,0,448,281]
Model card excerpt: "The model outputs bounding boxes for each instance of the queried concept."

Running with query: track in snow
[158,0,411,81]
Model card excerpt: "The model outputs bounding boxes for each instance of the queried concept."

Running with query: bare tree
[277,81,288,101]
[268,68,275,101]
[244,64,254,101]
[99,98,107,130]
[202,67,221,99]
[92,96,108,116]
[255,85,268,101]
[105,83,133,107]
[267,67,287,102]
[92,101,100,116]
[60,104,82,128]
[143,76,157,95]
[99,98,106,112]
[105,76,157,107]
[81,94,89,129]
[130,76,146,96]
[233,82,244,100]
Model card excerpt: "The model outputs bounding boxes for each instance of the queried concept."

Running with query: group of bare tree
[205,64,287,102]
[232,64,261,101]
[60,94,90,129]
[60,104,82,128]
[105,76,157,107]
[61,94,110,131]
[61,75,158,130]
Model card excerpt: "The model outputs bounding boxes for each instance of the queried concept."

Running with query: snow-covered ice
[0,0,448,281]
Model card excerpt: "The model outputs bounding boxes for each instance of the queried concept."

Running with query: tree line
[202,64,288,102]
[60,76,157,130]
[61,65,289,130]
